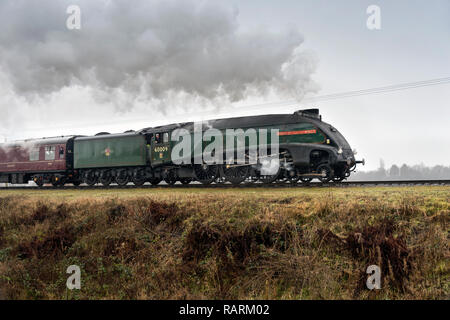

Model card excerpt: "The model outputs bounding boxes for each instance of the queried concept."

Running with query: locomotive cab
[151,131,171,165]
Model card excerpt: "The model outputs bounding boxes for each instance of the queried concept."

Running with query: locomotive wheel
[248,169,260,184]
[286,168,300,183]
[317,164,333,183]
[180,178,193,185]
[100,175,113,187]
[215,176,226,184]
[299,177,312,184]
[132,177,146,186]
[84,171,98,186]
[164,170,178,185]
[164,177,177,185]
[220,165,250,185]
[115,172,130,186]
[194,164,219,185]
[259,166,281,184]
[258,157,282,184]
[332,176,345,182]
[132,171,147,186]
[149,178,162,186]
[259,173,280,184]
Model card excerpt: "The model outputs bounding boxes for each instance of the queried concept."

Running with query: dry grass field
[0,186,448,299]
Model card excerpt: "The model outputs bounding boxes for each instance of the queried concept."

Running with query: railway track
[0,179,449,190]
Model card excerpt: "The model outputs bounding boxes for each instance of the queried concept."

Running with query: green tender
[74,133,147,169]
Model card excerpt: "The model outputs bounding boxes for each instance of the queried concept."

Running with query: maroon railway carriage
[0,136,78,186]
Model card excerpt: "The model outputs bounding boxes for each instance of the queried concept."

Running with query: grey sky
[0,0,448,170]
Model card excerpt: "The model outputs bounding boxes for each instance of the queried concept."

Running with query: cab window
[155,133,162,144]
[45,146,56,160]
[155,132,169,144]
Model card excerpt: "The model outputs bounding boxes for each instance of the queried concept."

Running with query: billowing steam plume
[0,0,318,132]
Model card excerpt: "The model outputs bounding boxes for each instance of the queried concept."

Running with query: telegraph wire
[302,76,450,103]
[9,76,450,135]
[231,76,450,110]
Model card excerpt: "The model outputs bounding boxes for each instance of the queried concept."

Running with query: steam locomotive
[0,109,364,186]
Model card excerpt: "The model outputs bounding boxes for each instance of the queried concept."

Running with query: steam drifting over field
[0,0,318,128]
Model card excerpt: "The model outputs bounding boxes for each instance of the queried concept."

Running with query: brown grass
[0,186,448,299]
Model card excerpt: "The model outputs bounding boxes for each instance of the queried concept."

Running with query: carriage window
[29,148,40,161]
[45,146,55,160]
[155,133,162,144]
[59,147,65,159]
[163,132,169,143]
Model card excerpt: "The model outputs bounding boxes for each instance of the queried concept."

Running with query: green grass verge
[0,186,448,299]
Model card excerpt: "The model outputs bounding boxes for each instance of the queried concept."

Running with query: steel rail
[0,179,449,190]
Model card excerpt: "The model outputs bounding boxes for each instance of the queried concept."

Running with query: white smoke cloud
[0,0,318,132]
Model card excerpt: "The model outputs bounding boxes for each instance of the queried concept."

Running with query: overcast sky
[0,0,448,170]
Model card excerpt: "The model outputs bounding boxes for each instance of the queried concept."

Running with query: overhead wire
[6,76,450,135]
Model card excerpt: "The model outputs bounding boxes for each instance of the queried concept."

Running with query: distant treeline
[349,162,450,181]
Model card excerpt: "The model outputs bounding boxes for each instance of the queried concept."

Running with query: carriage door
[151,132,171,165]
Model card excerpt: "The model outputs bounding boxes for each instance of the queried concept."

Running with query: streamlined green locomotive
[71,109,363,186]
[0,109,364,186]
